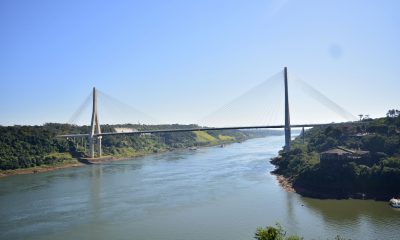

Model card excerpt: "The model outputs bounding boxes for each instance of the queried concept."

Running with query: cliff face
[271,115,400,200]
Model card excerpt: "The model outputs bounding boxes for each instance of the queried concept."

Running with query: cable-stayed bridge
[58,67,358,158]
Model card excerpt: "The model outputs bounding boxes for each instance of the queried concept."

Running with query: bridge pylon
[89,87,102,158]
[284,67,291,152]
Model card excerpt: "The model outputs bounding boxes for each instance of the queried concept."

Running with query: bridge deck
[57,123,349,138]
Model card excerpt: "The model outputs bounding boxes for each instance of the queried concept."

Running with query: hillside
[272,110,400,200]
[0,123,271,172]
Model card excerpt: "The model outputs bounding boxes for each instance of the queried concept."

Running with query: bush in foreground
[254,224,347,240]
[254,223,302,240]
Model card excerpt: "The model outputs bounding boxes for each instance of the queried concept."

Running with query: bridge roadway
[57,123,350,138]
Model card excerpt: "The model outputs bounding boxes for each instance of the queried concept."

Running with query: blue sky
[0,0,399,126]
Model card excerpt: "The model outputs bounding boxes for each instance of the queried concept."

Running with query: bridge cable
[68,92,92,125]
[198,70,284,127]
[96,89,160,125]
[295,78,357,121]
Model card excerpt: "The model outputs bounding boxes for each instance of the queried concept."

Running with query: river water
[0,136,399,240]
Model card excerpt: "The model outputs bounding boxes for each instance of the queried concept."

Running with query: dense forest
[0,123,270,171]
[272,110,400,200]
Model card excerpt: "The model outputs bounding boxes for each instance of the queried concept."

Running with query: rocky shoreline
[272,173,295,192]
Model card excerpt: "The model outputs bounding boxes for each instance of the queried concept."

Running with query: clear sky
[0,0,399,126]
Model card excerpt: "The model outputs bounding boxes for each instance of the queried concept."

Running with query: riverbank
[0,159,84,177]
[270,115,400,201]
[0,140,239,178]
[270,154,385,199]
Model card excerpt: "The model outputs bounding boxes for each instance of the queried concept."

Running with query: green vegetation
[254,224,348,240]
[0,124,77,170]
[194,131,219,144]
[255,224,302,240]
[0,123,269,172]
[272,109,400,199]
[193,131,235,145]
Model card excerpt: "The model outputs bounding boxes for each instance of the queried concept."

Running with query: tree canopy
[272,110,400,200]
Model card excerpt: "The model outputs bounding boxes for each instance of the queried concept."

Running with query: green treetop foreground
[254,224,346,240]
[272,109,400,200]
[0,123,271,171]
[255,224,302,240]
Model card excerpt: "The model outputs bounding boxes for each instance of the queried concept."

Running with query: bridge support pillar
[97,136,102,158]
[89,87,102,158]
[284,67,291,153]
[89,137,94,158]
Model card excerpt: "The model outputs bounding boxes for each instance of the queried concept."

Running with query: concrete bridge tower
[89,87,102,158]
[284,67,291,152]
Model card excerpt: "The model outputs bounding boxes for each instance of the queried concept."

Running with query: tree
[386,109,400,118]
[254,224,302,240]
[362,135,385,153]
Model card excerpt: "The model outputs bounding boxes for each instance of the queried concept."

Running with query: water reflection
[285,191,299,231]
[300,197,398,223]
[90,166,103,219]
[1,136,400,240]
[298,196,400,239]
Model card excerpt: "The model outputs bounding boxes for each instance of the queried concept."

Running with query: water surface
[0,136,399,240]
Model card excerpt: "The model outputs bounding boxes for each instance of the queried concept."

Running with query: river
[0,135,399,240]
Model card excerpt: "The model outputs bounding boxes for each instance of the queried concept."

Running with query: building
[320,147,370,168]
